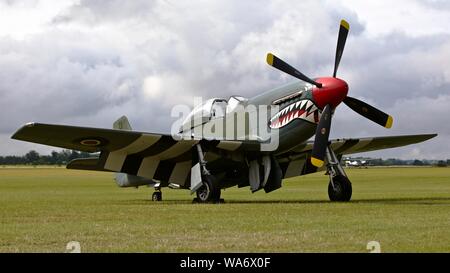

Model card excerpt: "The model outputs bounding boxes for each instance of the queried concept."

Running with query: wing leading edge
[12,122,154,153]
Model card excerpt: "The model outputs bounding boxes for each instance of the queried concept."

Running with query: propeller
[343,96,393,128]
[266,19,394,168]
[267,53,322,88]
[311,104,332,167]
[333,20,349,78]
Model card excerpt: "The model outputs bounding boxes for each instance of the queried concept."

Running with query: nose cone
[312,77,348,109]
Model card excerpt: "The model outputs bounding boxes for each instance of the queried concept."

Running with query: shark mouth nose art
[269,99,321,129]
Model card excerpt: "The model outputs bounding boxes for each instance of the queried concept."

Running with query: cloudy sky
[0,0,449,159]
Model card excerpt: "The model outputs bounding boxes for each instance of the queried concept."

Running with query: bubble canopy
[180,96,247,132]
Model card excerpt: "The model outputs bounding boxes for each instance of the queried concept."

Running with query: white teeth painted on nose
[271,99,320,128]
[305,101,312,110]
[301,100,307,109]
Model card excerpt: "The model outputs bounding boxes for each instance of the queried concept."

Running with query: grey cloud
[0,32,140,133]
[52,0,157,25]
[418,0,450,10]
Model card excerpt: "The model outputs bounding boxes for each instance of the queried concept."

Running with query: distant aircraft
[12,20,436,203]
[345,159,368,167]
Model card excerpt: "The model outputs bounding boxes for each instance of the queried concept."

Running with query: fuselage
[248,77,348,153]
[179,77,348,155]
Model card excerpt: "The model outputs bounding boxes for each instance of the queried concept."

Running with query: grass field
[0,166,449,253]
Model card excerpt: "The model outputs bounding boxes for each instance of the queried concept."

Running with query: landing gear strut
[193,143,222,203]
[152,183,162,201]
[325,146,352,202]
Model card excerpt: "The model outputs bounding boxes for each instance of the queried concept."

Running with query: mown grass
[0,167,449,252]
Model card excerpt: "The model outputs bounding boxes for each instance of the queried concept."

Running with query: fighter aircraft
[344,159,369,167]
[12,20,436,203]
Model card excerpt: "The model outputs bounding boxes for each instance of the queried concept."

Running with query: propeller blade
[344,96,393,128]
[333,20,349,77]
[311,104,332,167]
[266,53,322,88]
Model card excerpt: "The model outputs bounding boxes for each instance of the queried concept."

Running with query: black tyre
[196,175,221,203]
[152,191,162,201]
[328,175,352,202]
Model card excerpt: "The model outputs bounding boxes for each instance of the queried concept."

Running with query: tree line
[0,150,95,165]
[0,150,448,167]
[344,157,449,167]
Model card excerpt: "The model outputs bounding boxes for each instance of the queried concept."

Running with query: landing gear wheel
[328,175,352,202]
[152,191,162,202]
[196,175,221,203]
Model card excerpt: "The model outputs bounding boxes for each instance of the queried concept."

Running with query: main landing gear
[325,146,352,202]
[193,143,222,204]
[195,175,221,203]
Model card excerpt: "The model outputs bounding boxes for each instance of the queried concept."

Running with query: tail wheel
[328,175,352,202]
[196,175,221,203]
[152,191,162,201]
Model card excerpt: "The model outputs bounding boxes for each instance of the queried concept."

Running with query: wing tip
[11,122,37,140]
[422,133,438,140]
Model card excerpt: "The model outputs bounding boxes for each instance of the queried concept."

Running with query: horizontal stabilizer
[67,157,112,172]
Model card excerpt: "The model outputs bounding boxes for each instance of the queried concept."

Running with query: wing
[12,122,250,187]
[12,122,153,153]
[278,133,437,179]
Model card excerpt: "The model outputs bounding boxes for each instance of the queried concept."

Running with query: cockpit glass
[212,101,227,118]
[226,96,247,113]
[180,96,248,132]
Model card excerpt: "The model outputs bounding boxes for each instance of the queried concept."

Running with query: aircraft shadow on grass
[117,197,450,206]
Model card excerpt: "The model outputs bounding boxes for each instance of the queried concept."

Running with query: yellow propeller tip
[385,116,394,129]
[311,157,324,168]
[266,53,274,66]
[341,19,350,30]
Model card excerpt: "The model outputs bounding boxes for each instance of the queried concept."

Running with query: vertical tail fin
[113,116,132,131]
[113,116,132,185]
